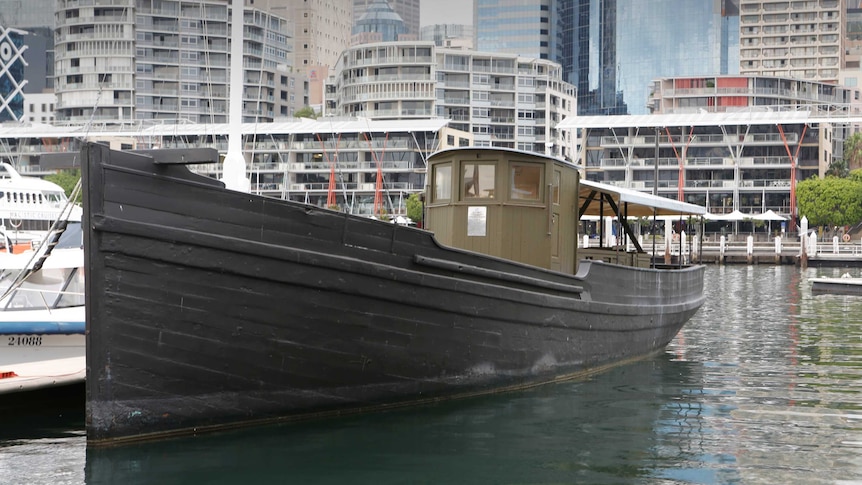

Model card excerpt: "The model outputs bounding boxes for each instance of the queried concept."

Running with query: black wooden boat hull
[82,143,705,444]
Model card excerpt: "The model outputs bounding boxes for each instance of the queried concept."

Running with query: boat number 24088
[8,336,42,346]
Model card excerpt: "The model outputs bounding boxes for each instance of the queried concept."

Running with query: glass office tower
[474,0,554,59]
[556,0,740,115]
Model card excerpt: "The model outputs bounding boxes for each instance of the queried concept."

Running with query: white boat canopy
[579,179,706,218]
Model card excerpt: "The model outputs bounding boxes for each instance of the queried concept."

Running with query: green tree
[848,168,862,183]
[406,192,423,225]
[826,157,849,178]
[294,106,317,119]
[45,169,82,204]
[845,132,862,170]
[797,175,862,226]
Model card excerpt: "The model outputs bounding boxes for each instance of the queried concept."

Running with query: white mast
[221,0,249,192]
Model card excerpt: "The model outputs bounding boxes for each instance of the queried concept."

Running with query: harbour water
[1,265,861,484]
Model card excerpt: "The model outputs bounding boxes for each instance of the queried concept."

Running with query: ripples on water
[1,265,861,484]
[661,266,862,485]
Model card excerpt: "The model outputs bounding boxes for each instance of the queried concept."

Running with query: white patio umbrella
[716,209,749,235]
[719,209,749,221]
[752,210,787,236]
[752,209,787,221]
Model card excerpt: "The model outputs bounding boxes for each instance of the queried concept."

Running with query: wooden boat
[810,273,862,295]
[81,143,706,445]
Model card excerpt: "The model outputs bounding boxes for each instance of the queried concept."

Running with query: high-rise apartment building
[473,0,739,115]
[0,0,55,92]
[53,0,136,124]
[276,0,352,111]
[285,0,353,70]
[844,2,862,88]
[473,0,552,60]
[53,0,299,125]
[420,24,474,49]
[334,41,576,158]
[648,73,862,170]
[564,111,820,216]
[354,0,419,36]
[0,0,54,29]
[559,0,740,116]
[352,0,413,44]
[739,0,843,83]
[0,26,28,121]
[649,75,859,115]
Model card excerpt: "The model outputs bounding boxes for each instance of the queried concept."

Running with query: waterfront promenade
[586,235,862,266]
[697,236,862,266]
[701,235,862,266]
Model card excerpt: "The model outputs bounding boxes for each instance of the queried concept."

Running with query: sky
[420,0,473,27]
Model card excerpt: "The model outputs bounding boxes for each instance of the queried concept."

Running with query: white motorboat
[0,220,85,394]
[0,161,82,252]
[810,273,862,296]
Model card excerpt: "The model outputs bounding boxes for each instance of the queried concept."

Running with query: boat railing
[1,287,85,312]
[698,236,862,258]
[806,240,862,258]
[579,247,652,268]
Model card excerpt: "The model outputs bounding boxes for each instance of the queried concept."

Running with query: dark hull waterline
[82,144,705,445]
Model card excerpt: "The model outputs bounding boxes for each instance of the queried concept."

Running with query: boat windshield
[45,190,69,208]
[0,266,84,310]
[57,222,83,249]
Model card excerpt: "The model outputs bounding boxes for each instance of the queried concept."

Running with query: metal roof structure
[558,109,862,130]
[579,179,706,218]
[0,117,452,139]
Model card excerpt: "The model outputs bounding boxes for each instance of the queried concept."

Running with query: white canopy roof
[559,110,862,130]
[0,117,451,139]
[579,179,706,218]
[703,209,788,221]
[751,209,787,221]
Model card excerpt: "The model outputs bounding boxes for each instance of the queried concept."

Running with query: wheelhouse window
[463,163,495,199]
[510,162,542,201]
[433,163,452,202]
